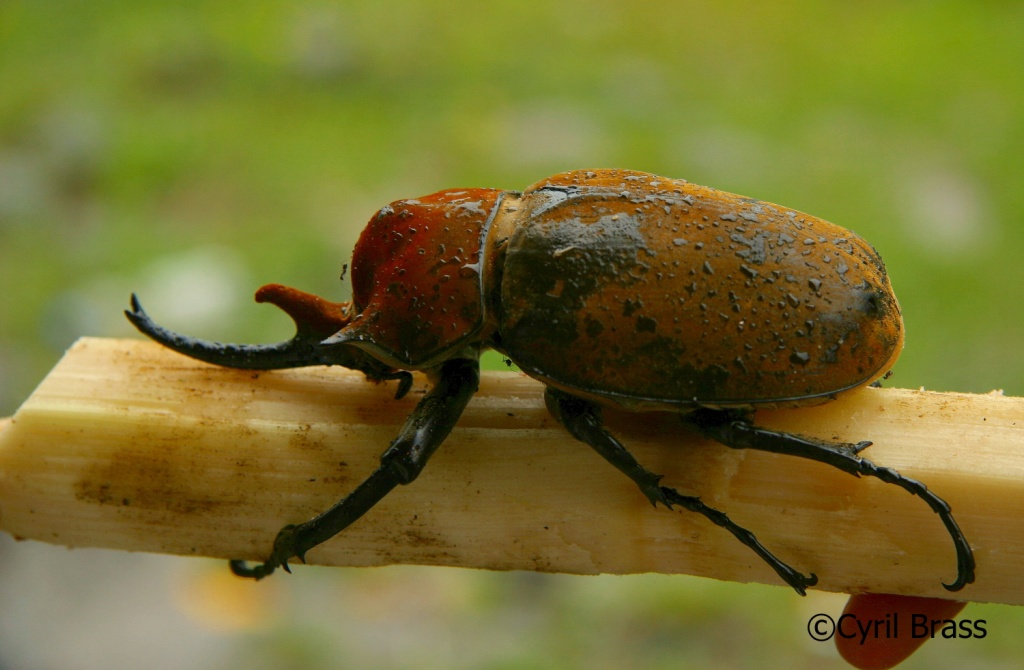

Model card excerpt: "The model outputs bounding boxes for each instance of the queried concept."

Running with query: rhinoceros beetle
[126,169,974,594]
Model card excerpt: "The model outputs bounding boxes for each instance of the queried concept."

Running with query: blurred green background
[1,1,1022,668]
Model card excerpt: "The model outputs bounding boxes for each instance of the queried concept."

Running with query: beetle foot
[824,439,873,459]
[381,370,414,400]
[229,524,303,580]
[782,569,819,597]
[640,475,671,508]
[659,485,817,595]
[851,440,872,456]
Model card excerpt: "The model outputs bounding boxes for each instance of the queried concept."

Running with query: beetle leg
[545,388,819,596]
[230,357,480,580]
[689,408,976,592]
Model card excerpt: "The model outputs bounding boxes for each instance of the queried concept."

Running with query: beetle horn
[126,296,325,370]
[126,287,414,398]
[126,284,356,370]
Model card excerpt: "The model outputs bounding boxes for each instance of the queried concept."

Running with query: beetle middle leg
[545,388,819,595]
[689,408,975,591]
[230,357,480,579]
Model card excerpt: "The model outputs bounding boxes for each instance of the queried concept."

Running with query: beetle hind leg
[545,388,818,595]
[689,408,975,592]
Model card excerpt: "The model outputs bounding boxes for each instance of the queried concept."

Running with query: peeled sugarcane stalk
[0,337,1020,603]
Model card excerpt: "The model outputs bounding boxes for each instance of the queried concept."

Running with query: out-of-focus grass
[2,2,1022,668]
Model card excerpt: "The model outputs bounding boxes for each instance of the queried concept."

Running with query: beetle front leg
[231,357,480,580]
[689,408,975,592]
[545,388,818,596]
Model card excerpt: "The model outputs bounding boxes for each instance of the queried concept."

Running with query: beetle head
[323,188,505,370]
